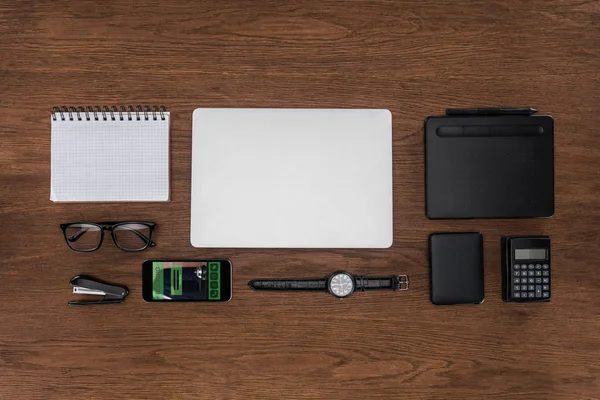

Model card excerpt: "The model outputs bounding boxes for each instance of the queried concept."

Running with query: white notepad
[191,108,393,248]
[50,106,170,202]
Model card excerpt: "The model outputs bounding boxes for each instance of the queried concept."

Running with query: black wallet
[429,232,484,305]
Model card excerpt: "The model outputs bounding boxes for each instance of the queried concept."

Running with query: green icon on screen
[152,262,165,300]
[171,266,183,296]
[207,262,220,300]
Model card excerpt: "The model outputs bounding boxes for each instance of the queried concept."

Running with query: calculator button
[521,285,528,291]
[513,264,520,270]
[528,285,535,291]
[543,292,550,298]
[514,292,521,298]
[514,285,520,292]
[528,292,535,298]
[521,278,528,284]
[520,264,528,269]
[535,278,542,284]
[535,271,542,276]
[535,286,542,297]
[543,264,549,269]
[528,264,535,269]
[514,277,521,284]
[528,271,535,276]
[535,264,541,269]
[542,285,549,291]
[543,271,549,276]
[542,277,549,284]
[528,278,535,284]
[514,271,520,276]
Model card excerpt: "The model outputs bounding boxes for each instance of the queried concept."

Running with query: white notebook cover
[50,109,170,202]
[191,108,393,248]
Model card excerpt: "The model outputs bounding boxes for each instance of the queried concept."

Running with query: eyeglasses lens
[113,223,151,251]
[64,224,102,251]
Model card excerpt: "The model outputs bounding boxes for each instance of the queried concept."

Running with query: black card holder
[429,232,484,305]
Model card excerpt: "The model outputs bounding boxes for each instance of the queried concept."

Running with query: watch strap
[355,275,409,291]
[248,279,327,291]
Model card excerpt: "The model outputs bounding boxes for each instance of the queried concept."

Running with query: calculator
[502,236,551,302]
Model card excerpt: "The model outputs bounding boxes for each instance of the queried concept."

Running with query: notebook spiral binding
[51,105,167,122]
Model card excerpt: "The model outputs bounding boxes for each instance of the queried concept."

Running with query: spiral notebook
[50,105,170,202]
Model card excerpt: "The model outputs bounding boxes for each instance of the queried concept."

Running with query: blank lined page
[50,113,170,202]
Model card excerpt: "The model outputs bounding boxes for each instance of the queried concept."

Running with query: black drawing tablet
[425,115,554,219]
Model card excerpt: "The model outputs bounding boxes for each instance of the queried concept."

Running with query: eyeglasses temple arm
[117,226,156,246]
[67,228,89,242]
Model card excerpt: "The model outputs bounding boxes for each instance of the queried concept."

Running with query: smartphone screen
[142,259,232,302]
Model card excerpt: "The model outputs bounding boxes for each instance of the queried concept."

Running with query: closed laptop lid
[191,108,393,248]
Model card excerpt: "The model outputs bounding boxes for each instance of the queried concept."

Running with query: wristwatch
[248,271,409,299]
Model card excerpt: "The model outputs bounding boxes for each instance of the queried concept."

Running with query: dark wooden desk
[1,1,599,399]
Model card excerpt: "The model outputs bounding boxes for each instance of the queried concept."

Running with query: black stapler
[68,275,129,306]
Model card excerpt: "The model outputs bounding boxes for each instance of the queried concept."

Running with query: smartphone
[142,259,232,302]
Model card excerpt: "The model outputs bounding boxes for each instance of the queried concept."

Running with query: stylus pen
[446,107,538,116]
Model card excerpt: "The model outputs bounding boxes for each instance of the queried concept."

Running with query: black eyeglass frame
[60,221,156,252]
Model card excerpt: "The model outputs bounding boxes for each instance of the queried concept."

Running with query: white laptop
[191,108,393,248]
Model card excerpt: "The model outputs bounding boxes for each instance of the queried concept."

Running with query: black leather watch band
[249,279,327,291]
[355,275,409,291]
[355,276,393,291]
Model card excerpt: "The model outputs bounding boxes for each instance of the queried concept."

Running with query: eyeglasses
[60,222,156,252]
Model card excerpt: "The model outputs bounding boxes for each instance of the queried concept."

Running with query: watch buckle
[394,275,409,291]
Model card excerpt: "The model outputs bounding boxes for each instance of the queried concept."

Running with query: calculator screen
[515,249,547,260]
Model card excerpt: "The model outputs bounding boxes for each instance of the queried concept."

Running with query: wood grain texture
[1,0,599,398]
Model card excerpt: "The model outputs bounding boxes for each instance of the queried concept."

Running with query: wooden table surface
[1,1,599,399]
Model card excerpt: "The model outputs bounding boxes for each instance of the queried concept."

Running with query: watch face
[328,272,355,298]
